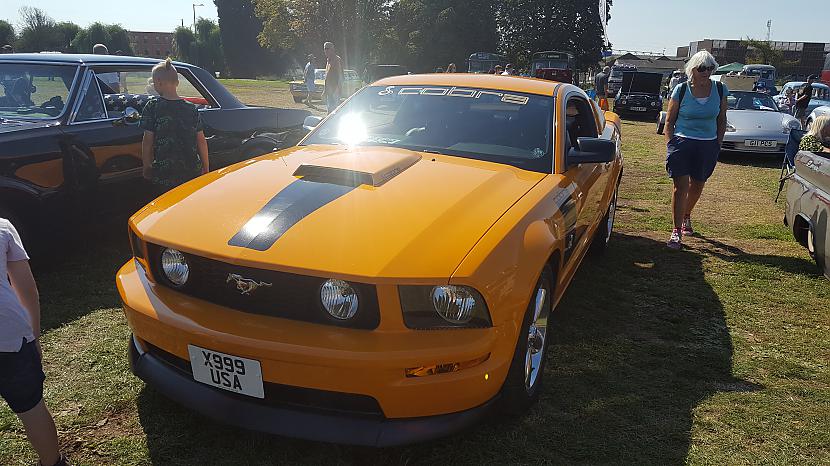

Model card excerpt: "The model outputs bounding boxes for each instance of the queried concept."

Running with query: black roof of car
[0,53,184,66]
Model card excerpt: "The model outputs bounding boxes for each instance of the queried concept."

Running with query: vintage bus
[742,64,777,93]
[531,51,577,83]
[466,52,507,74]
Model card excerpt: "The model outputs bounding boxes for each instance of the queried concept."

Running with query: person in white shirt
[0,219,69,466]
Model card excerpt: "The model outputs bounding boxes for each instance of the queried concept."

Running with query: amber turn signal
[405,353,490,378]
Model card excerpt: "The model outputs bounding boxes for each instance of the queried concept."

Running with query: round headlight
[320,279,359,320]
[161,248,189,286]
[431,286,476,324]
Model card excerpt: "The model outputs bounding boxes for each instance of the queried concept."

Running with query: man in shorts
[1,218,69,466]
[794,75,816,127]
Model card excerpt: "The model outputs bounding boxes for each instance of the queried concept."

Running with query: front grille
[148,244,380,329]
[145,343,384,418]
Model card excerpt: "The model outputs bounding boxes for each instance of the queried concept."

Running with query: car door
[559,94,608,268]
[63,68,147,214]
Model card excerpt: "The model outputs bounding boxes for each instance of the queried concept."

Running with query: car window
[564,96,599,152]
[346,71,358,81]
[91,67,214,119]
[303,85,555,173]
[74,75,106,122]
[0,63,77,119]
[728,91,779,111]
[315,69,327,80]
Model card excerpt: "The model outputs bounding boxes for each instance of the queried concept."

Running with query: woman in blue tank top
[663,51,729,249]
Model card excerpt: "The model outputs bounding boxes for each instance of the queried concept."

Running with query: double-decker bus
[531,51,577,84]
[822,52,830,86]
[467,52,507,74]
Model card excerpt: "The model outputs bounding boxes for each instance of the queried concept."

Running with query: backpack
[677,81,723,103]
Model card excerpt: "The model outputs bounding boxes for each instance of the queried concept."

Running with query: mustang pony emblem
[226,273,272,295]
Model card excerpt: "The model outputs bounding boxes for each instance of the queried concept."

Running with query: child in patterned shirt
[140,58,210,191]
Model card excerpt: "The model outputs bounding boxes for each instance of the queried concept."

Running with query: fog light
[161,248,189,286]
[405,354,490,377]
[320,279,359,319]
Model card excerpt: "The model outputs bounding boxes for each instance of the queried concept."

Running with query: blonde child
[140,58,209,190]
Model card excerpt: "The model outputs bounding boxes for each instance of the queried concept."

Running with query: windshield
[468,60,498,73]
[533,60,569,71]
[0,63,78,119]
[728,91,779,111]
[302,85,554,173]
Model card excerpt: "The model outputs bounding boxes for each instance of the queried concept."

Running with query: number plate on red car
[188,345,264,398]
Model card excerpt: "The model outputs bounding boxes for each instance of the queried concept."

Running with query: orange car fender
[451,175,571,335]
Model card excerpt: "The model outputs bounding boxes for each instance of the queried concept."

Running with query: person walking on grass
[323,42,343,114]
[794,75,816,128]
[663,50,729,249]
[0,218,71,466]
[595,65,610,111]
[140,58,210,194]
[304,54,316,106]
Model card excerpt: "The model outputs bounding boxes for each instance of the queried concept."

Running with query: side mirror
[567,137,616,166]
[113,107,141,126]
[303,115,322,131]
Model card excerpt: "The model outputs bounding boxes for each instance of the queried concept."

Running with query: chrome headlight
[650,101,657,107]
[320,279,359,320]
[160,248,189,286]
[726,122,737,132]
[783,117,801,133]
[399,285,491,329]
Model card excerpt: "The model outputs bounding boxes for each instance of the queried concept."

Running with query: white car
[807,105,830,128]
[721,91,801,154]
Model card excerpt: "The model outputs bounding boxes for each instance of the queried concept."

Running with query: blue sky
[4,0,827,55]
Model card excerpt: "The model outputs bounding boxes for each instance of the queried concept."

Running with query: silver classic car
[721,91,802,154]
[807,105,830,129]
[785,149,830,278]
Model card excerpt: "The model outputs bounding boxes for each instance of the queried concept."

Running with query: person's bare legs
[672,175,691,229]
[17,400,60,466]
[685,178,706,218]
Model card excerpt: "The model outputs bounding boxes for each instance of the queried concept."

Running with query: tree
[55,21,80,52]
[383,0,499,72]
[194,18,225,72]
[70,22,133,54]
[16,6,61,52]
[254,0,391,71]
[498,0,613,70]
[173,26,196,63]
[741,38,790,69]
[215,0,283,78]
[0,20,15,48]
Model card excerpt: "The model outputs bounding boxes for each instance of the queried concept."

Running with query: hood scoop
[293,149,421,187]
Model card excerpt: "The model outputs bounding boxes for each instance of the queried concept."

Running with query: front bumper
[128,335,495,446]
[722,132,788,153]
[117,259,512,444]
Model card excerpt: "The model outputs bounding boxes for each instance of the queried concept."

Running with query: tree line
[217,0,612,77]
[2,1,612,79]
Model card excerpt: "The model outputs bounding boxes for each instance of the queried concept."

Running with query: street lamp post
[192,3,204,35]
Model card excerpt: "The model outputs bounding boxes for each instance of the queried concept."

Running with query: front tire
[499,265,554,414]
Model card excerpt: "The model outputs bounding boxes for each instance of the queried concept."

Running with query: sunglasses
[697,66,715,73]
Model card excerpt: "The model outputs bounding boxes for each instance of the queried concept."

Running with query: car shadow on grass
[695,234,819,276]
[717,151,783,169]
[134,233,757,465]
[30,215,132,333]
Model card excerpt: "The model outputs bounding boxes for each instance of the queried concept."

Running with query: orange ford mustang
[117,74,623,446]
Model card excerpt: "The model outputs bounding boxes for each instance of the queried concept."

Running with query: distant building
[684,39,830,78]
[127,31,174,59]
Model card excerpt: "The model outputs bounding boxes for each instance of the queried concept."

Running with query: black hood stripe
[228,180,355,251]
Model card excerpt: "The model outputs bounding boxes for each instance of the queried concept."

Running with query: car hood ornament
[226,273,272,295]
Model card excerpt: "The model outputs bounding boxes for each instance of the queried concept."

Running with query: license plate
[745,140,777,148]
[188,345,264,398]
[631,106,647,112]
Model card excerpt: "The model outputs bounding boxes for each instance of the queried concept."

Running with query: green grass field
[0,84,827,465]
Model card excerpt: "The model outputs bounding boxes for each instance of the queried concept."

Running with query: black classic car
[0,54,309,243]
[613,71,664,119]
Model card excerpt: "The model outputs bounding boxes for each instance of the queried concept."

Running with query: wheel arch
[792,213,812,248]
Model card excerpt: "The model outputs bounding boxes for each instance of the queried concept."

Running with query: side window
[176,70,215,109]
[74,75,106,122]
[92,68,155,119]
[564,97,599,152]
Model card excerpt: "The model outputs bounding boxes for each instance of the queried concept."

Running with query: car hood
[132,145,545,280]
[620,72,662,95]
[727,110,788,130]
[0,119,56,134]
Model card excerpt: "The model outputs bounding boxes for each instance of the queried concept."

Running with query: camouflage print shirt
[139,97,203,188]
